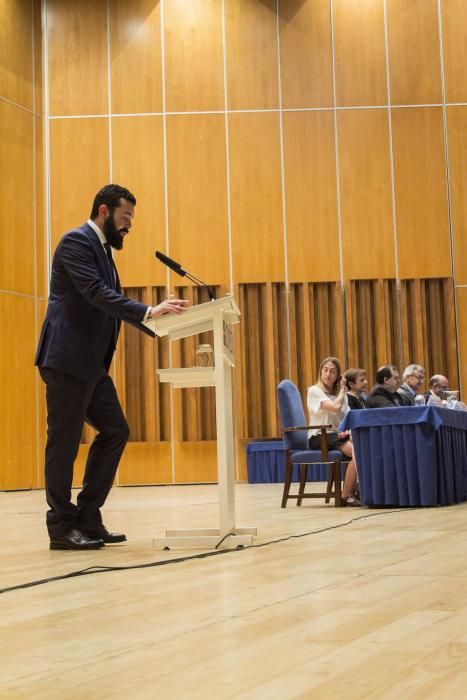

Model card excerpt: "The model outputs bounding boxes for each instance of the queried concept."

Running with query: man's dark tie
[103,242,115,288]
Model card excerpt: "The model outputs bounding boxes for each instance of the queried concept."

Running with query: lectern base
[153,527,257,550]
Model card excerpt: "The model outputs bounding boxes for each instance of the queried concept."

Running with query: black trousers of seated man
[39,367,129,539]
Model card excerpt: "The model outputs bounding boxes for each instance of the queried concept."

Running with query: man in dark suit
[35,184,188,550]
[397,364,425,406]
[367,365,402,408]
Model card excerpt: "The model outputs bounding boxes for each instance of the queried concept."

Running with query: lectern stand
[144,296,257,549]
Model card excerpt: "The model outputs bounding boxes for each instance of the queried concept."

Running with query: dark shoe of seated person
[79,524,127,543]
[341,496,361,507]
[50,529,105,550]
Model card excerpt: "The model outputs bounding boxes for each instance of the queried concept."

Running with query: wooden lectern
[144,296,257,549]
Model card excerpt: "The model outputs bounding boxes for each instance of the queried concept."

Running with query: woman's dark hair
[375,365,398,385]
[90,184,136,219]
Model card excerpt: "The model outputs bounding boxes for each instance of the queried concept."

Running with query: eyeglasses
[410,374,425,381]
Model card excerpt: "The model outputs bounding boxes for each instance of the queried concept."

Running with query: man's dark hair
[90,184,136,219]
[375,365,398,385]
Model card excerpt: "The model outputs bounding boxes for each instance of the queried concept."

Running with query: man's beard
[103,214,127,250]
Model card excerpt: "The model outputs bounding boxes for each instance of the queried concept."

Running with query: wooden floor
[2,484,467,699]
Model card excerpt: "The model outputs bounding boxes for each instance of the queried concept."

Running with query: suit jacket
[35,223,155,380]
[397,384,415,406]
[367,385,402,408]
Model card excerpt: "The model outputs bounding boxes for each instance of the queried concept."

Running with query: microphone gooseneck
[155,250,185,276]
[154,251,215,301]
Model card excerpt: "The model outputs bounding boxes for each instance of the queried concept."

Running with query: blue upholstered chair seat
[289,449,343,463]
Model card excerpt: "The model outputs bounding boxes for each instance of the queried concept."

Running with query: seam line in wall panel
[106,0,118,455]
[221,0,233,295]
[383,0,403,365]
[160,0,175,483]
[43,1,51,295]
[32,0,40,489]
[437,0,462,394]
[329,0,347,363]
[46,102,466,120]
[221,0,238,479]
[0,96,36,114]
[275,0,291,379]
[0,290,45,300]
[106,0,113,183]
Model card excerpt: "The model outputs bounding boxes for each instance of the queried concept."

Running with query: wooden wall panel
[173,442,218,483]
[0,102,35,295]
[446,106,467,285]
[117,442,172,485]
[49,118,110,249]
[0,295,37,489]
[279,0,333,108]
[225,0,279,110]
[387,0,442,105]
[338,109,395,280]
[288,282,345,403]
[345,279,401,383]
[236,283,288,438]
[47,0,108,116]
[112,116,166,286]
[229,112,284,283]
[166,114,230,287]
[399,278,458,386]
[110,0,162,115]
[282,110,339,283]
[333,0,387,106]
[33,0,42,115]
[35,115,46,299]
[164,0,224,112]
[456,288,467,400]
[0,0,33,109]
[391,108,450,278]
[35,299,47,489]
[441,0,467,103]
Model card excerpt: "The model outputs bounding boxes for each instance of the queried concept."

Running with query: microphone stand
[155,251,215,300]
[183,271,215,301]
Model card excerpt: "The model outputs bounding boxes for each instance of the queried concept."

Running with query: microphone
[155,250,215,301]
[155,250,184,275]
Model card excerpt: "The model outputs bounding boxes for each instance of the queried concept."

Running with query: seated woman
[367,365,402,407]
[344,368,369,409]
[307,357,360,506]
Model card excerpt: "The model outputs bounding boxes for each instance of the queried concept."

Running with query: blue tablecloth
[339,406,467,506]
[246,441,346,484]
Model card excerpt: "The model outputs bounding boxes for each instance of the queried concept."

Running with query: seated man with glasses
[424,375,450,404]
[397,364,425,406]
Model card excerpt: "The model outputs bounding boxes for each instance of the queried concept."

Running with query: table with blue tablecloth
[339,406,467,506]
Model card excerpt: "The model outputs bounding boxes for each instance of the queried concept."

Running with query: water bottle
[414,395,426,406]
[446,392,458,409]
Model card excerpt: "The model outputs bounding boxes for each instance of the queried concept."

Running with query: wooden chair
[277,379,345,507]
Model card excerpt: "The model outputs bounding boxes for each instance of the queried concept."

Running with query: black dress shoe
[50,529,104,550]
[80,525,127,543]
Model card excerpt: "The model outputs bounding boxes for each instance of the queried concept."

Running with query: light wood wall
[1,0,467,488]
[0,0,44,490]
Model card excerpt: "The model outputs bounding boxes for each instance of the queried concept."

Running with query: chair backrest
[277,379,308,451]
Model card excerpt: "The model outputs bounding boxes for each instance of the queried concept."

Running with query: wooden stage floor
[2,483,467,699]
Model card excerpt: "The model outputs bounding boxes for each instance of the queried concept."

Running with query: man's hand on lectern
[150,299,189,317]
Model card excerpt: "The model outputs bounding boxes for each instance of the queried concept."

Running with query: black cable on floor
[0,508,413,595]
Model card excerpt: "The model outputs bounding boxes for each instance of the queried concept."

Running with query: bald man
[424,375,450,404]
